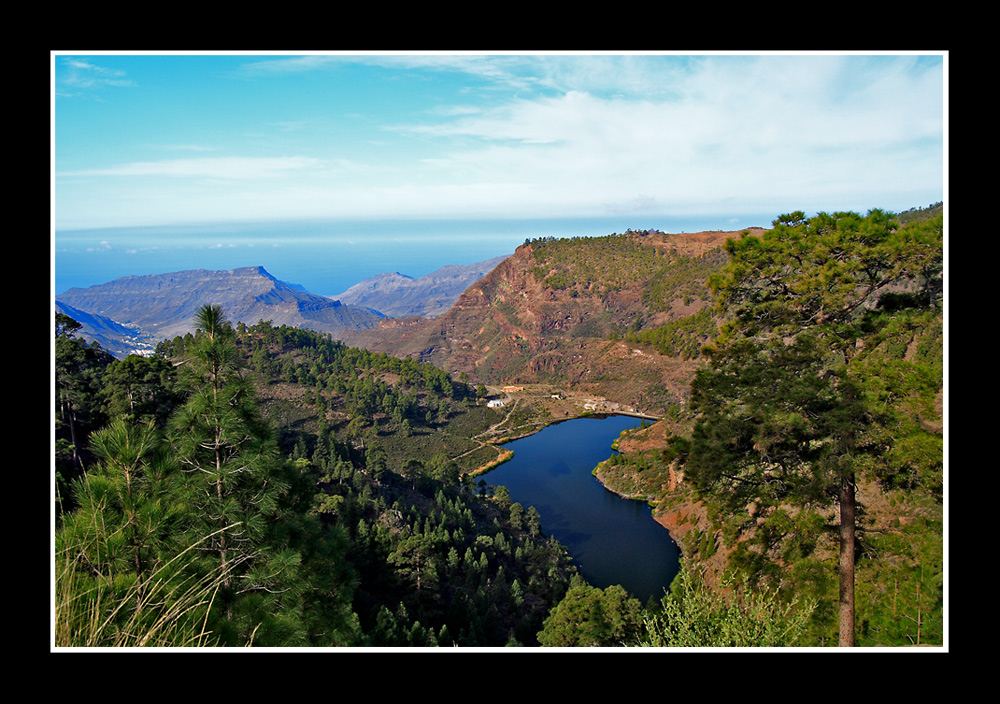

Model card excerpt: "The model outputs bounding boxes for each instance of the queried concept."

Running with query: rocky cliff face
[340,228,753,415]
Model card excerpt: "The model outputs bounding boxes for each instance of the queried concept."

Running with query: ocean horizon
[53,213,773,298]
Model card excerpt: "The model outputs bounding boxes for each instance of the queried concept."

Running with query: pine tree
[100,354,181,427]
[57,418,175,594]
[686,210,943,647]
[55,313,115,496]
[537,581,643,647]
[168,304,298,645]
[54,417,201,646]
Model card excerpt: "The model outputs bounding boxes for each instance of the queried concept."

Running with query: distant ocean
[53,214,771,298]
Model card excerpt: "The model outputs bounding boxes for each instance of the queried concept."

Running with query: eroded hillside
[340,228,754,415]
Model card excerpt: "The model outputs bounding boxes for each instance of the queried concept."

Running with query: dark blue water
[491,415,680,603]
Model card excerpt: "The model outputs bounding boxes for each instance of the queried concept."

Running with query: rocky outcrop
[340,228,751,415]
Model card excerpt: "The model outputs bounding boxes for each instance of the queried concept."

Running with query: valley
[54,207,945,648]
[51,50,946,650]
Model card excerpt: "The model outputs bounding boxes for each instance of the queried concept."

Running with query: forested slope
[597,206,945,647]
[54,204,944,648]
[55,310,585,646]
[55,303,821,648]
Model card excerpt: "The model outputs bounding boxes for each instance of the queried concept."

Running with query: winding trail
[451,396,521,462]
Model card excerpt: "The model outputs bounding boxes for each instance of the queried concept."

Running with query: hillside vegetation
[598,205,945,646]
[54,305,818,647]
[341,227,745,416]
[54,204,944,648]
[56,310,584,646]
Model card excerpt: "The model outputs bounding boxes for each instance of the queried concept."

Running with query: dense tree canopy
[55,314,115,508]
[537,580,644,646]
[686,209,944,646]
[55,309,580,647]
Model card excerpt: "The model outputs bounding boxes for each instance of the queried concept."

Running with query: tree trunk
[838,474,856,647]
[62,395,84,474]
[216,427,229,588]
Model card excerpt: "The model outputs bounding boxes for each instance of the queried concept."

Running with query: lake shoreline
[472,403,681,553]
[482,413,680,601]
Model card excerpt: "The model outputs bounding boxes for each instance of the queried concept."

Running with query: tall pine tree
[168,304,302,645]
[686,210,943,647]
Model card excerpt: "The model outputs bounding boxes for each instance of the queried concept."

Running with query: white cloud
[381,55,943,216]
[54,53,945,229]
[61,156,324,180]
[59,58,134,89]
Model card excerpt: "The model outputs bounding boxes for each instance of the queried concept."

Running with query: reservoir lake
[490,414,680,603]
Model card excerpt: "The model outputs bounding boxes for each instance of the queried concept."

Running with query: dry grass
[54,525,246,649]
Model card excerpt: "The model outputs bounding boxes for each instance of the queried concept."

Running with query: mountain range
[55,257,509,358]
[332,255,509,318]
[55,266,384,356]
[54,230,740,416]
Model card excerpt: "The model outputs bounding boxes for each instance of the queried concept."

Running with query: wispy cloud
[162,144,221,152]
[58,58,134,90]
[384,54,943,215]
[60,156,324,180]
[409,55,941,151]
[235,54,344,75]
[53,52,945,230]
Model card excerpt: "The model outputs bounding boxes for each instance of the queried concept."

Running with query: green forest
[53,206,944,648]
[598,206,945,647]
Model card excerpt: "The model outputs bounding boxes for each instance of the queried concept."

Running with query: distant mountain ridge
[55,258,511,359]
[332,255,509,318]
[55,300,157,359]
[56,266,385,355]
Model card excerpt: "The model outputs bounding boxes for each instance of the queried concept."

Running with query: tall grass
[54,525,245,648]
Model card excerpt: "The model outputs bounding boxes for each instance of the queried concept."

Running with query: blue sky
[52,51,946,294]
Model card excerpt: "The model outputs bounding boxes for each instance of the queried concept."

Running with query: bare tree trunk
[61,394,85,474]
[216,427,229,588]
[838,475,856,647]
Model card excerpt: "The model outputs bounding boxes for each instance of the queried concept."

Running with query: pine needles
[54,525,247,648]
